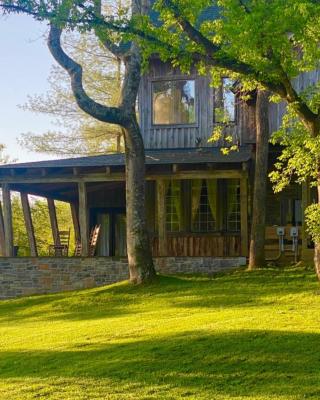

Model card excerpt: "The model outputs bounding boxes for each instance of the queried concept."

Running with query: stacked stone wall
[0,256,246,299]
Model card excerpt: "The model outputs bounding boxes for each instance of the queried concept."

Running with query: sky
[0,13,58,162]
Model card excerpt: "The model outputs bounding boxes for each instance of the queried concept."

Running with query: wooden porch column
[301,181,310,253]
[2,183,13,256]
[156,179,167,256]
[0,201,6,256]
[47,198,60,246]
[21,193,38,257]
[78,182,89,256]
[70,203,80,243]
[240,177,249,257]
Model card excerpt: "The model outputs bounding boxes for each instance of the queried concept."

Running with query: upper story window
[214,78,236,123]
[152,80,196,125]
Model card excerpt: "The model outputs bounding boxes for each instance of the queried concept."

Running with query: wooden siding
[152,234,241,257]
[139,60,246,149]
[139,61,320,148]
[269,70,320,134]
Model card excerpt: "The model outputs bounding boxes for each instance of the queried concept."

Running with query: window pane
[191,179,217,232]
[214,78,236,123]
[227,179,241,232]
[165,180,182,232]
[153,80,196,125]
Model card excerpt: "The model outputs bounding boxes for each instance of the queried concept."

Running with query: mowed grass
[0,267,320,399]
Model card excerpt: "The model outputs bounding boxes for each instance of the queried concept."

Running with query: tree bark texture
[314,182,320,280]
[248,90,270,269]
[47,22,156,284]
[124,116,156,283]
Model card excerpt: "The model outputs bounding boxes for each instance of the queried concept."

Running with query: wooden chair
[48,228,71,257]
[74,225,101,257]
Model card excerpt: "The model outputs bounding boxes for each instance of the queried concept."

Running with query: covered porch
[0,147,252,260]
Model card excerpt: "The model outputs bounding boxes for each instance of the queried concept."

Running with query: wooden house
[0,5,318,266]
[0,63,316,265]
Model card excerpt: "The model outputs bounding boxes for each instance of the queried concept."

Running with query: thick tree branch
[161,0,286,92]
[162,0,320,132]
[48,24,124,126]
[88,0,127,58]
[120,44,141,114]
[279,68,320,134]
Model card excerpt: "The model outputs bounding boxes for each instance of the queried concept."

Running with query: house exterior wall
[0,256,246,299]
[139,61,320,150]
[139,60,257,149]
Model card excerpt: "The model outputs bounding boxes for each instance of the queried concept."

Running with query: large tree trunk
[47,24,157,284]
[122,118,157,283]
[314,242,320,280]
[119,42,157,284]
[248,90,270,269]
[314,182,320,280]
[124,116,157,284]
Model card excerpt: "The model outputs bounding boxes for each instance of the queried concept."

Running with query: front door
[93,209,127,256]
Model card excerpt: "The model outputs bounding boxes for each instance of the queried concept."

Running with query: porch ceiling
[8,182,125,202]
[0,147,251,199]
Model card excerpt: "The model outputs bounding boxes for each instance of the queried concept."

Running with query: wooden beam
[156,179,167,256]
[240,177,249,257]
[47,198,60,246]
[0,169,248,184]
[20,193,38,257]
[70,203,80,243]
[0,201,6,256]
[2,184,13,256]
[78,182,89,256]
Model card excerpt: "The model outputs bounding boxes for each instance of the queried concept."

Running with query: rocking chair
[74,225,101,256]
[48,228,71,256]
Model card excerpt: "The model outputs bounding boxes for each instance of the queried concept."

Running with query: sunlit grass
[0,266,320,399]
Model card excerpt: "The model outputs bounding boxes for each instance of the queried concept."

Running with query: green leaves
[305,203,320,243]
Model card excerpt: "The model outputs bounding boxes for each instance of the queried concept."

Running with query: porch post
[301,181,309,254]
[21,193,38,257]
[0,201,6,256]
[2,183,14,256]
[47,198,60,246]
[70,202,80,243]
[78,182,89,256]
[156,179,167,256]
[240,177,249,257]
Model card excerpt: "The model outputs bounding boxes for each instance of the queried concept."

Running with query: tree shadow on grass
[1,330,320,398]
[0,269,318,323]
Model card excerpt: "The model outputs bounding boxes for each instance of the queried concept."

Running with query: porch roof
[0,146,252,170]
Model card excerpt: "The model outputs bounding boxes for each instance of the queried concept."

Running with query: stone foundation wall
[0,256,246,299]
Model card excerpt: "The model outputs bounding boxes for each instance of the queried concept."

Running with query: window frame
[190,179,218,234]
[150,77,198,128]
[213,77,237,125]
[165,180,183,233]
[226,179,241,233]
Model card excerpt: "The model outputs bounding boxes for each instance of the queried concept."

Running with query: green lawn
[0,266,320,399]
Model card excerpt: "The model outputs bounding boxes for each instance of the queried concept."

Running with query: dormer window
[214,78,236,123]
[152,79,196,125]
